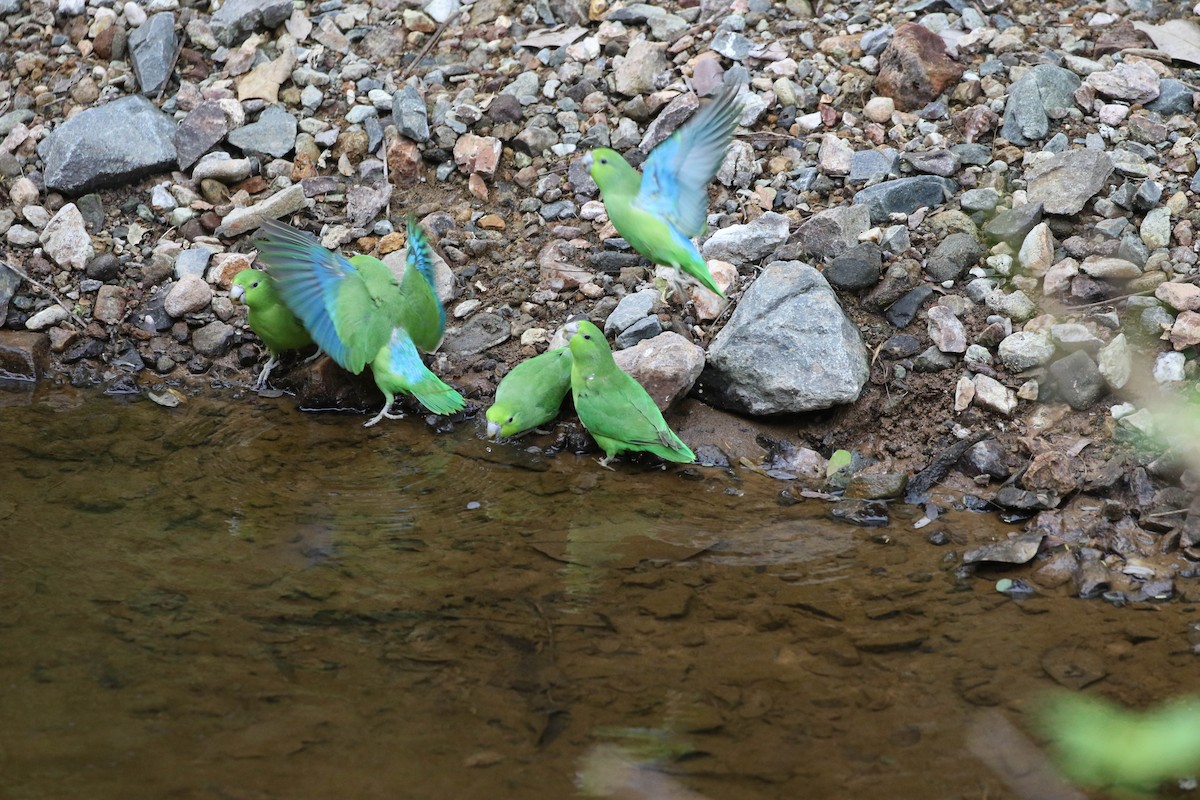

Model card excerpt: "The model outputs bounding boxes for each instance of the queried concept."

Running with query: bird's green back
[487,346,574,437]
[568,321,695,463]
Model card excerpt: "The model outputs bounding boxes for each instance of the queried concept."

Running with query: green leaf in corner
[826,449,852,478]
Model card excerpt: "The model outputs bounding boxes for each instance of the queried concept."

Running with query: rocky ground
[2,0,1200,597]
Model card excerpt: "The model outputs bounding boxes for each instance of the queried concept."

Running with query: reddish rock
[0,330,50,381]
[874,23,964,112]
[387,136,423,187]
[538,240,593,291]
[453,133,501,177]
[92,284,126,324]
[1093,23,1153,57]
[953,105,999,144]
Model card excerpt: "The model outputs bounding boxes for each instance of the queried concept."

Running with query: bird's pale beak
[582,152,593,169]
[563,320,580,338]
[230,284,245,303]
[486,420,502,439]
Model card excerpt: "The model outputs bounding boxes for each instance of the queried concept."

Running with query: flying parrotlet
[565,320,695,467]
[229,268,314,390]
[485,346,574,439]
[255,218,465,426]
[585,82,743,301]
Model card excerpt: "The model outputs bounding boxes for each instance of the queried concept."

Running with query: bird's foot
[596,456,616,471]
[384,410,406,420]
[300,350,322,366]
[253,357,278,391]
[364,402,392,427]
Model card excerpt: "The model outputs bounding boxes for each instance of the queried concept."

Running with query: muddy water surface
[2,386,1198,799]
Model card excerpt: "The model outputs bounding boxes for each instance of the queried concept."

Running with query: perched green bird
[255,218,464,426]
[229,268,314,390]
[586,83,743,300]
[485,346,574,439]
[565,320,695,467]
[1039,691,1200,792]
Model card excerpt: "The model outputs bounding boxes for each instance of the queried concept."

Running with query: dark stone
[959,438,1010,479]
[885,284,935,328]
[589,251,643,271]
[227,105,297,159]
[85,252,120,280]
[614,315,662,349]
[0,262,20,322]
[851,176,956,223]
[1046,350,1105,410]
[442,312,511,354]
[75,193,106,231]
[912,345,957,372]
[174,100,234,170]
[925,232,984,281]
[210,0,294,46]
[392,85,431,142]
[487,92,524,124]
[825,242,882,290]
[63,337,105,363]
[1146,79,1196,116]
[880,333,921,359]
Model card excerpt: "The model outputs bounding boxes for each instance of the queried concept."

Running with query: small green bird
[565,320,695,467]
[586,83,743,300]
[255,218,464,426]
[485,346,574,439]
[230,268,314,390]
[1039,692,1200,792]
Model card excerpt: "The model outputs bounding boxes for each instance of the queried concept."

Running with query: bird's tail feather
[382,327,466,416]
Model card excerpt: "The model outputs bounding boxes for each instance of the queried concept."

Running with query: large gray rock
[697,261,869,415]
[613,39,667,96]
[129,11,177,96]
[1026,150,1113,215]
[210,0,293,46]
[701,211,790,264]
[41,96,177,194]
[227,105,297,158]
[851,176,955,223]
[1001,64,1080,146]
[392,85,430,143]
[793,205,870,260]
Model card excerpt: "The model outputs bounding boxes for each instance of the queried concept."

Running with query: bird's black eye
[583,334,592,340]
[599,158,608,165]
[507,416,514,423]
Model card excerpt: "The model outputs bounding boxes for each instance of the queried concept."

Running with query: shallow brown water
[2,385,1198,800]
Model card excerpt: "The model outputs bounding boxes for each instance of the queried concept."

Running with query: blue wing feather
[636,84,743,239]
[405,217,446,334]
[256,220,374,372]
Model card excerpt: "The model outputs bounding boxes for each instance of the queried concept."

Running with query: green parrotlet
[586,82,743,300]
[230,268,314,390]
[485,346,574,439]
[255,218,464,426]
[565,320,695,467]
[1039,691,1200,792]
